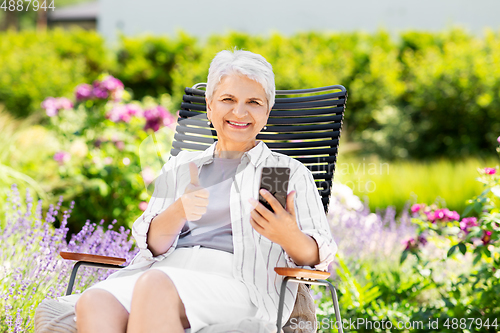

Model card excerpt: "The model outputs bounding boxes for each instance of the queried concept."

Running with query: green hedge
[1,28,499,159]
[0,28,113,118]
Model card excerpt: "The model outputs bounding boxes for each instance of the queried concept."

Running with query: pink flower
[56,97,73,110]
[402,235,427,252]
[411,204,423,213]
[41,97,58,117]
[402,237,417,251]
[484,168,496,175]
[144,106,175,132]
[460,217,478,234]
[106,103,143,123]
[92,86,109,99]
[482,230,492,244]
[427,208,460,223]
[417,235,428,246]
[445,209,460,221]
[101,76,124,91]
[53,151,70,165]
[42,97,73,117]
[114,141,125,151]
[75,84,93,101]
[126,104,143,117]
[435,209,446,220]
[138,201,148,211]
[90,75,125,101]
[426,211,436,223]
[141,167,155,186]
[497,136,500,145]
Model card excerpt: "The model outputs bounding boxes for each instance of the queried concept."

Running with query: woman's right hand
[180,162,210,221]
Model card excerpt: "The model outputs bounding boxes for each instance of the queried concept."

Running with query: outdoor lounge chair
[40,83,348,333]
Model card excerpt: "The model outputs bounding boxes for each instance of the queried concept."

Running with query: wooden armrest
[274,267,330,280]
[60,251,126,266]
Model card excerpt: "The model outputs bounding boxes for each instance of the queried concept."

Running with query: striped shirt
[123,140,337,324]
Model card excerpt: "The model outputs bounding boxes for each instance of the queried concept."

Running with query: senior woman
[73,50,337,333]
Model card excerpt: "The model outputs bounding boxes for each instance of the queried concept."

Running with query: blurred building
[47,1,98,30]
[48,0,500,40]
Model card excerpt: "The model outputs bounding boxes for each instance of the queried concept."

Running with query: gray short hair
[206,50,276,111]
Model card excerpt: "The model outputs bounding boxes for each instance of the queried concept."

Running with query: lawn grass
[334,153,500,216]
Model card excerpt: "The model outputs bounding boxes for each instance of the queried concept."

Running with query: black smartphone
[259,167,290,213]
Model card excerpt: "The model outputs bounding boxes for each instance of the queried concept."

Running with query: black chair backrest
[172,84,347,214]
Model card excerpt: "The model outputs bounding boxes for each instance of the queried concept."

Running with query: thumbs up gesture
[180,162,210,221]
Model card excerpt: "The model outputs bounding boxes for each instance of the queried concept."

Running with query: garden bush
[0,28,113,118]
[2,28,499,159]
[40,74,177,233]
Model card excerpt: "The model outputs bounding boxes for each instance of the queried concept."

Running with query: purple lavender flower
[75,83,93,101]
[53,151,70,166]
[1,184,138,332]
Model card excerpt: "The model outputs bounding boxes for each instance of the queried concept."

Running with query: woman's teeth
[228,121,249,126]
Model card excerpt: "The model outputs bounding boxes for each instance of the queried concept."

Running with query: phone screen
[259,167,290,213]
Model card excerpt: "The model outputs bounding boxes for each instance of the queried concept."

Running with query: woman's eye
[250,100,261,105]
[223,98,233,102]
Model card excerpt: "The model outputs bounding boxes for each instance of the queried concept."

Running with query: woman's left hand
[248,189,301,246]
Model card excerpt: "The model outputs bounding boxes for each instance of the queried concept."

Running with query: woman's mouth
[226,120,251,129]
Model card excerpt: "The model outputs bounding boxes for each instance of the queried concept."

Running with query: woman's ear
[206,97,212,119]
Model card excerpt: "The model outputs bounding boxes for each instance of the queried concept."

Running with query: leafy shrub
[0,28,113,118]
[399,137,500,331]
[40,74,177,233]
[2,28,499,158]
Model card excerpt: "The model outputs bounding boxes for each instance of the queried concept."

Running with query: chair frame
[60,82,347,333]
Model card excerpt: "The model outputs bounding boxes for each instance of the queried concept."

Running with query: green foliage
[399,144,500,331]
[0,108,52,224]
[0,27,113,118]
[1,28,499,159]
[335,153,497,214]
[40,74,177,233]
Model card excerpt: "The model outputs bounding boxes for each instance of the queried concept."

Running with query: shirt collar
[198,140,271,168]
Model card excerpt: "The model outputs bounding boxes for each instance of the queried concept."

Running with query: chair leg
[321,279,343,333]
[276,276,290,332]
[65,261,124,296]
[276,277,344,333]
[66,261,84,295]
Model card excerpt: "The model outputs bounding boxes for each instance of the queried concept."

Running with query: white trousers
[79,246,258,333]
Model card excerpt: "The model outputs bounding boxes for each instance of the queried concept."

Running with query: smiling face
[206,74,270,154]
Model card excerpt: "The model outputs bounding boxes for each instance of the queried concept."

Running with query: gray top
[176,155,242,253]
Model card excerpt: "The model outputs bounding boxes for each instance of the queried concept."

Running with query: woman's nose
[232,102,248,118]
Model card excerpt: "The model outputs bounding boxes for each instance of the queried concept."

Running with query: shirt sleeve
[284,163,338,272]
[131,153,180,263]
